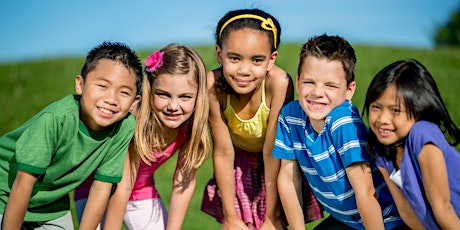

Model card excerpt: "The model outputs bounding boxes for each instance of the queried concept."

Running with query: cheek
[184,100,197,113]
[153,98,167,110]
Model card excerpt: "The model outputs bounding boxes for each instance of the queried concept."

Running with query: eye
[391,108,401,114]
[155,92,169,99]
[97,84,107,89]
[229,56,239,62]
[121,91,131,97]
[253,57,264,63]
[370,104,380,110]
[326,84,339,89]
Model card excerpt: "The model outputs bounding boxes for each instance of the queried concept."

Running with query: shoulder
[409,120,439,134]
[34,94,80,123]
[406,121,444,148]
[280,101,304,117]
[265,65,292,90]
[207,68,226,110]
[117,114,136,130]
[329,101,361,121]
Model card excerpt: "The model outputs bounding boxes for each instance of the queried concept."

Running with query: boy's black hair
[81,41,143,95]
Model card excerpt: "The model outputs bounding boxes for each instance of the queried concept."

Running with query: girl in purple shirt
[362,59,460,229]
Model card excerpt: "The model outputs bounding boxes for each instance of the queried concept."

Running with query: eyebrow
[96,77,135,92]
[226,52,267,59]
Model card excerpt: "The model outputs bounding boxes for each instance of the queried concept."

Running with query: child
[273,34,405,229]
[362,59,460,229]
[0,41,142,229]
[74,43,211,229]
[200,8,322,229]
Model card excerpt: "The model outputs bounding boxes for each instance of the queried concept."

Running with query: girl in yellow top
[201,8,322,230]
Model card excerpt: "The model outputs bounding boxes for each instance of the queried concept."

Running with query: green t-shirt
[0,94,135,222]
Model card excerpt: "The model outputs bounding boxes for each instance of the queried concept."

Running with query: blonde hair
[134,44,210,174]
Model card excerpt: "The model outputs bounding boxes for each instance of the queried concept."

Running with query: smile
[99,107,114,115]
[308,101,327,110]
[377,128,393,137]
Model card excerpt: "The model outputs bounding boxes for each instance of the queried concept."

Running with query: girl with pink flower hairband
[73,44,210,230]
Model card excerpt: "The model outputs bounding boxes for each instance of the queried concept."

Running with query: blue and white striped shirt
[273,100,403,229]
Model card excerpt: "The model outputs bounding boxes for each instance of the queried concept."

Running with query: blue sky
[1,0,459,62]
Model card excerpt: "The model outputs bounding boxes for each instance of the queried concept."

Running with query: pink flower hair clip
[145,50,164,73]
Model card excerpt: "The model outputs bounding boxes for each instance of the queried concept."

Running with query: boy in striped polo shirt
[273,34,406,230]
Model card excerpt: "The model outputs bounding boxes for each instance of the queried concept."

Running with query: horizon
[1,0,459,63]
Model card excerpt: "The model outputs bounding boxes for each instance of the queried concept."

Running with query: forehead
[222,28,271,53]
[87,59,137,87]
[299,56,345,79]
[154,73,198,90]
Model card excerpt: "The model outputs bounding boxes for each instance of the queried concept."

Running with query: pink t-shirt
[73,126,187,201]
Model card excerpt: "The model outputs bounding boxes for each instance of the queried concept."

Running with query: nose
[312,85,324,97]
[103,90,118,105]
[167,98,179,111]
[376,110,391,124]
[237,61,251,76]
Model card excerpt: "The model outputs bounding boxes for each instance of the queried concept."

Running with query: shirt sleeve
[406,121,445,159]
[15,113,57,174]
[273,109,297,160]
[329,106,370,168]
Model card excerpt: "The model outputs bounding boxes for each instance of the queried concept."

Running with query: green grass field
[1,43,459,229]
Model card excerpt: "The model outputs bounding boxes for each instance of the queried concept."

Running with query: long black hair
[362,59,460,159]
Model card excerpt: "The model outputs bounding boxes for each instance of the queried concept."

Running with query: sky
[1,0,459,63]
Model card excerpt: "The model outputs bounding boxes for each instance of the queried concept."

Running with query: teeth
[100,107,114,114]
[310,102,325,109]
[378,128,391,133]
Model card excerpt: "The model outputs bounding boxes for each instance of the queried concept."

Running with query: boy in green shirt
[0,41,142,229]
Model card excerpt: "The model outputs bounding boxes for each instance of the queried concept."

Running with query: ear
[346,81,356,100]
[129,95,141,116]
[267,51,278,72]
[75,75,84,94]
[215,45,223,65]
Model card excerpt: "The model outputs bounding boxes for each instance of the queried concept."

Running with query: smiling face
[368,83,415,145]
[217,28,277,95]
[152,73,198,131]
[296,56,355,131]
[76,59,140,131]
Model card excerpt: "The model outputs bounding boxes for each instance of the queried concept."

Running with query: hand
[221,217,250,230]
[260,216,287,230]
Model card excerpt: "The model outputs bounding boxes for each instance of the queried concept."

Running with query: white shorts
[74,198,167,230]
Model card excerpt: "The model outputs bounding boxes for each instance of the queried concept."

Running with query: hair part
[134,44,210,175]
[216,8,281,53]
[298,34,356,85]
[362,59,460,157]
[81,41,143,95]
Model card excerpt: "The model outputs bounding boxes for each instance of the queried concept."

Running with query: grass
[1,43,460,229]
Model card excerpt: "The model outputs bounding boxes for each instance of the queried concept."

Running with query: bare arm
[277,159,305,230]
[418,144,460,229]
[166,152,197,230]
[2,170,38,230]
[377,166,425,229]
[207,71,248,229]
[346,162,384,230]
[261,66,294,229]
[103,150,138,229]
[79,180,113,229]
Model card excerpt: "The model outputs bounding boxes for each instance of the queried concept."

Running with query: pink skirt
[201,147,323,229]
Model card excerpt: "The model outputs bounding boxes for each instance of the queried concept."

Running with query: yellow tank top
[223,80,270,152]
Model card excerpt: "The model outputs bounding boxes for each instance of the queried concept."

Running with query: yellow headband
[219,14,278,49]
